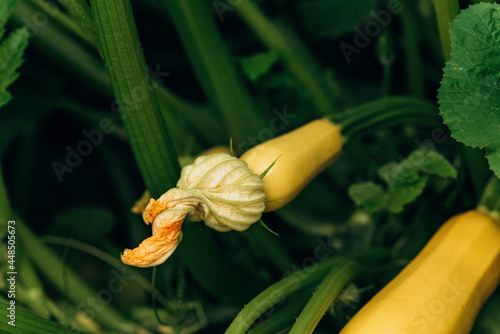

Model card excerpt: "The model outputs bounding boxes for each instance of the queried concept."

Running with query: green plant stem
[249,295,310,334]
[10,1,214,150]
[289,261,358,334]
[12,1,110,94]
[329,96,440,140]
[41,235,168,302]
[433,0,460,62]
[225,256,345,334]
[418,0,446,65]
[90,0,180,196]
[225,248,389,333]
[17,255,52,318]
[15,217,136,331]
[56,0,98,46]
[164,0,266,145]
[236,0,340,116]
[23,0,93,45]
[478,176,500,216]
[400,3,424,97]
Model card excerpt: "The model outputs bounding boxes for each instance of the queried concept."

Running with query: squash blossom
[121,153,266,267]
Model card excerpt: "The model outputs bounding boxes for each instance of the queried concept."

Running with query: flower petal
[121,220,183,267]
[143,198,170,224]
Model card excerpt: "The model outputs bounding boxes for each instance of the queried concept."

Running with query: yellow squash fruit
[340,210,500,334]
[240,119,343,212]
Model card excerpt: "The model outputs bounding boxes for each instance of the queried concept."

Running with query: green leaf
[348,182,387,213]
[378,161,420,186]
[0,299,66,334]
[0,27,29,108]
[378,163,426,213]
[259,155,280,179]
[350,150,456,213]
[0,0,18,34]
[380,150,455,212]
[240,50,279,82]
[386,176,428,213]
[400,150,457,179]
[437,3,500,177]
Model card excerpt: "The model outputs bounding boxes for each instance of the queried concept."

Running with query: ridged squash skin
[340,210,500,334]
[240,119,343,212]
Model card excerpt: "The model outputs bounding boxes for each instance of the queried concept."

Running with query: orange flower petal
[143,198,170,224]
[121,220,183,267]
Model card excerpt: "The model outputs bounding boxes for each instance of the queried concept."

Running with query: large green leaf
[437,3,500,177]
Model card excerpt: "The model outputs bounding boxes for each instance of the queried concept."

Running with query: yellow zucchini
[240,119,343,212]
[340,210,500,334]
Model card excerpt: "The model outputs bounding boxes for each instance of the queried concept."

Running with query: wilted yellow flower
[121,153,266,267]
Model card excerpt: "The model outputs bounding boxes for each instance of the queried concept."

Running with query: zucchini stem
[225,248,389,333]
[289,261,358,334]
[329,96,440,141]
[478,176,500,219]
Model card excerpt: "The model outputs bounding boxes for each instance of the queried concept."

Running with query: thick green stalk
[225,249,388,333]
[165,0,266,144]
[58,0,219,153]
[289,261,358,334]
[434,0,460,62]
[236,0,340,115]
[248,298,307,334]
[329,96,440,140]
[90,0,180,196]
[225,257,346,334]
[89,1,260,305]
